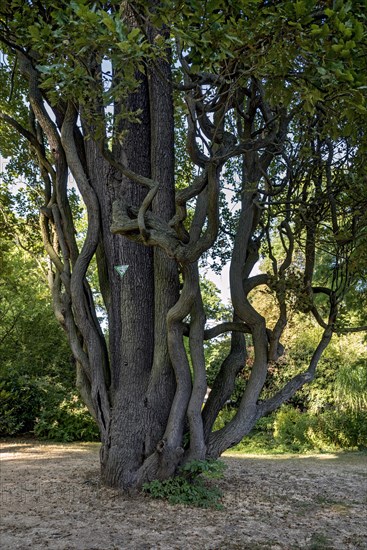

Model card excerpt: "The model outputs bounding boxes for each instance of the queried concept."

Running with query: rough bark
[145,49,180,457]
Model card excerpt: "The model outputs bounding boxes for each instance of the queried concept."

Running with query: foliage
[273,405,367,451]
[312,409,367,450]
[273,406,317,451]
[0,239,72,379]
[34,386,100,442]
[201,278,231,323]
[0,237,98,441]
[228,328,367,453]
[230,415,280,454]
[180,458,227,479]
[256,316,367,414]
[143,459,226,509]
[232,405,367,454]
[334,360,367,412]
[0,368,99,442]
[205,337,230,372]
[212,406,236,432]
[0,370,41,436]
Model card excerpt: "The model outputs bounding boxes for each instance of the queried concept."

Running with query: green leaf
[127,28,140,41]
[294,1,306,19]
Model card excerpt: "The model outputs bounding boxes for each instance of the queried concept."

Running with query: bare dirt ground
[0,440,366,550]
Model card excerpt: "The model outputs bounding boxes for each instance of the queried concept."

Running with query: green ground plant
[142,459,226,509]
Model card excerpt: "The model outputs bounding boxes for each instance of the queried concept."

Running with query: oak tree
[1,0,366,488]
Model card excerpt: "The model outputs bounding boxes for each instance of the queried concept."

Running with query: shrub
[270,406,367,452]
[334,361,367,412]
[273,405,316,451]
[0,371,41,435]
[34,388,100,442]
[0,369,99,442]
[232,414,279,453]
[313,410,367,450]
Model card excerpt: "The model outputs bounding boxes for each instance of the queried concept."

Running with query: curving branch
[185,92,210,168]
[17,53,61,153]
[111,200,184,258]
[186,265,207,461]
[39,212,64,274]
[204,321,251,340]
[101,143,158,191]
[61,101,111,437]
[164,262,200,450]
[137,263,201,482]
[137,182,159,242]
[258,323,334,418]
[278,220,294,275]
[169,170,208,236]
[203,327,247,443]
[333,325,367,334]
[182,161,221,262]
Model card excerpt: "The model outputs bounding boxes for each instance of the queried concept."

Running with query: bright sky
[205,261,261,305]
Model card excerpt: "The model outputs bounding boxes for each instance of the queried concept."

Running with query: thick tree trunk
[100,74,155,487]
[145,53,180,456]
[78,60,179,487]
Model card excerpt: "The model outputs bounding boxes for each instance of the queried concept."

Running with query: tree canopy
[0,0,366,488]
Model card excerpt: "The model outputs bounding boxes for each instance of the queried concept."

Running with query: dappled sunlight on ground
[0,441,100,461]
[1,439,366,549]
[225,451,340,460]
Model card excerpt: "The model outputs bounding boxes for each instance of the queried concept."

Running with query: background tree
[0,0,366,489]
[0,171,99,440]
[0,256,99,442]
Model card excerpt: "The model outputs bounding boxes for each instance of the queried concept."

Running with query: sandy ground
[0,440,366,549]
